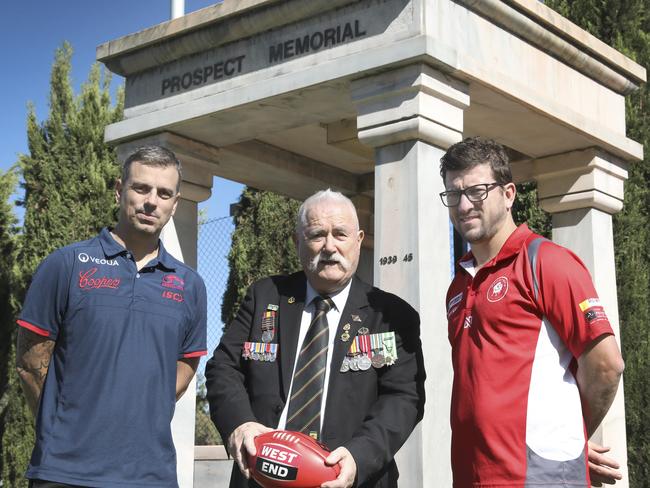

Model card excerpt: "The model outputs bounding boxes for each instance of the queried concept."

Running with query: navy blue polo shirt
[17,228,207,487]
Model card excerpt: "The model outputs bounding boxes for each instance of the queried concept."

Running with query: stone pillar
[536,148,629,487]
[117,134,214,488]
[352,64,469,488]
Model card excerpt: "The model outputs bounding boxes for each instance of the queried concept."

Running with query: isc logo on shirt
[162,290,184,302]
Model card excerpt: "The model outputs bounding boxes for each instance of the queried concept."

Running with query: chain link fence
[195,215,235,445]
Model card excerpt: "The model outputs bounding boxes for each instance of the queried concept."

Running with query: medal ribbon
[360,335,370,357]
[350,337,359,355]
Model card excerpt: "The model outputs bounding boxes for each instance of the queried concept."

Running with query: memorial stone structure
[98,1,645,486]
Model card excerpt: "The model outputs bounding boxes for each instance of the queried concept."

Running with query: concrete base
[194,459,233,487]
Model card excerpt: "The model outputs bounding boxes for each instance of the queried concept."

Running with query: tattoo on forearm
[16,358,52,382]
[16,328,55,415]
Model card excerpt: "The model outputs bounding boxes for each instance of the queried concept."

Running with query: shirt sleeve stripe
[16,320,51,337]
[183,350,207,358]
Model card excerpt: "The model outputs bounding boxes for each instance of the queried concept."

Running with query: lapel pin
[357,327,369,335]
[267,304,279,311]
[352,314,362,322]
[343,323,351,331]
[341,331,351,342]
[288,296,295,304]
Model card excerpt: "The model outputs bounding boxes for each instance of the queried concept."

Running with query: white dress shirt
[276,279,352,431]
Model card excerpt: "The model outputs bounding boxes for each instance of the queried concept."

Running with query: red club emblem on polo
[162,274,185,291]
[487,276,508,302]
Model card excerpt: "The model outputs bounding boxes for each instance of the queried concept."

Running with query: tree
[0,168,18,392]
[544,2,650,485]
[221,188,302,326]
[0,168,19,482]
[17,43,123,278]
[1,42,124,487]
[513,181,551,237]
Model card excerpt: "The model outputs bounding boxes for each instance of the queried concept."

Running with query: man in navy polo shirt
[16,146,207,488]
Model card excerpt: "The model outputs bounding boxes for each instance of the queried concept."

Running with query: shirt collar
[98,227,176,271]
[98,228,127,258]
[456,224,533,271]
[494,223,532,262]
[305,278,353,312]
[147,241,177,271]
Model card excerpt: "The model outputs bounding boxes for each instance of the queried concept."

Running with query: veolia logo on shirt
[78,252,119,266]
[486,276,509,302]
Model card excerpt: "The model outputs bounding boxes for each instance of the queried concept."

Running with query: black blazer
[205,272,426,488]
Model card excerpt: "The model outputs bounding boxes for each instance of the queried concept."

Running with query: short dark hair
[440,137,512,186]
[122,146,182,192]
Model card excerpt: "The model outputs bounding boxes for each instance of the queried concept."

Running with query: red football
[248,430,340,488]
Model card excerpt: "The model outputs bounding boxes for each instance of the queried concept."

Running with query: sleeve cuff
[182,349,208,358]
[17,319,51,337]
[575,327,614,358]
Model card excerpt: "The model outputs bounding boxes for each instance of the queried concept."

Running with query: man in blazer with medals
[206,189,426,488]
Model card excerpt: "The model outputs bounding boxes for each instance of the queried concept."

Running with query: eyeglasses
[439,183,503,207]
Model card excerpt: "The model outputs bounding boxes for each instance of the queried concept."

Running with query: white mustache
[308,252,349,272]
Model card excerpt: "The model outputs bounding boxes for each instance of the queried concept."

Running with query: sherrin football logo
[256,442,301,481]
[486,276,508,302]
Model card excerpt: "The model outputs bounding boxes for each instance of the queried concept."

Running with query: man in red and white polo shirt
[439,137,625,487]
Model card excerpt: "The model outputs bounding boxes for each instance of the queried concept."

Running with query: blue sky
[0,0,243,220]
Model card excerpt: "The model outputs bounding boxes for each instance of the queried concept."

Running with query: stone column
[352,64,469,488]
[536,148,629,487]
[117,134,214,488]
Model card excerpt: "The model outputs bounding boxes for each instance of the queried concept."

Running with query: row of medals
[250,309,396,370]
[340,327,391,372]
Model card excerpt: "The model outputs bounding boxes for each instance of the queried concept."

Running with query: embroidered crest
[486,276,508,302]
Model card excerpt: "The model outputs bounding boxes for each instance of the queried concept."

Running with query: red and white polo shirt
[446,224,613,487]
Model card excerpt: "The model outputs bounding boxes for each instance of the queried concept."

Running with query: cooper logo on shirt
[162,274,185,290]
[486,276,509,302]
[78,268,121,289]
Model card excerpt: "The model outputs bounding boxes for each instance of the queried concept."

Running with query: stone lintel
[456,0,644,94]
[535,148,628,214]
[97,0,358,76]
[352,64,469,149]
[220,139,360,198]
[326,119,374,160]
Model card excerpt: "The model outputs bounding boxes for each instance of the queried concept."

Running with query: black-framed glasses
[439,183,503,207]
